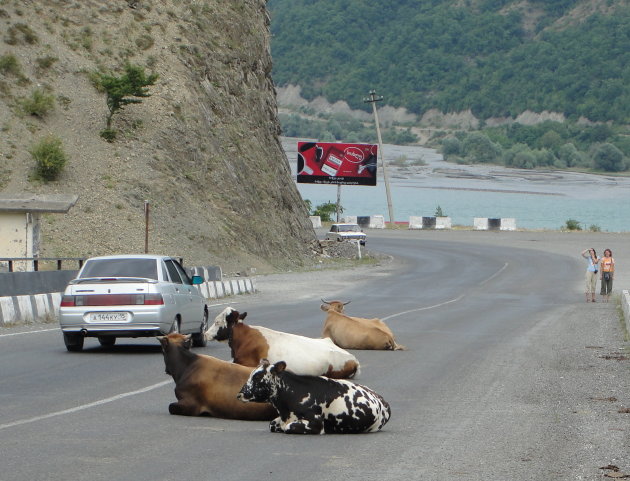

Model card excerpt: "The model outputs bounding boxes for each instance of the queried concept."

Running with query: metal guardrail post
[0,257,85,272]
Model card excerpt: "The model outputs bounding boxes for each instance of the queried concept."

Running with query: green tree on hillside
[592,143,627,172]
[462,133,502,163]
[557,143,584,168]
[93,63,158,140]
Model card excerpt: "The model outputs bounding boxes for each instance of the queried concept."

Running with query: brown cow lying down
[157,333,276,420]
[321,300,405,351]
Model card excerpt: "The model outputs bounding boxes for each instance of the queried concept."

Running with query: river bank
[283,137,630,232]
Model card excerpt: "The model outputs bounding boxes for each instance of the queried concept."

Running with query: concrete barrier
[0,275,256,326]
[621,290,630,334]
[0,270,78,296]
[0,292,63,325]
[409,216,452,229]
[309,216,322,228]
[347,215,385,229]
[474,217,516,231]
[188,265,223,282]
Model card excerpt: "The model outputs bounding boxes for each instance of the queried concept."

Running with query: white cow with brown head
[206,307,360,379]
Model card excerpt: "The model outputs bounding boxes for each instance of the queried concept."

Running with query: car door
[164,259,189,331]
[167,258,203,333]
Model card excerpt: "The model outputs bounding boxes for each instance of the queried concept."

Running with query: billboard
[296,141,378,186]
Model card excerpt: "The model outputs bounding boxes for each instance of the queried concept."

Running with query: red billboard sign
[296,141,378,186]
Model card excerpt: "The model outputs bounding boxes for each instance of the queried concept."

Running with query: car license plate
[89,312,129,323]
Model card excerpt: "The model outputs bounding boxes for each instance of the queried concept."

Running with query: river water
[282,137,630,232]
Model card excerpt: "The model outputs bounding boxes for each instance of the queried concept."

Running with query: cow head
[237,359,286,403]
[158,332,192,350]
[205,306,247,341]
[320,299,350,313]
[157,333,193,376]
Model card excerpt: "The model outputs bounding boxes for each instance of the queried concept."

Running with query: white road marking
[382,262,508,321]
[478,262,509,286]
[0,328,58,337]
[0,380,172,431]
[382,295,465,321]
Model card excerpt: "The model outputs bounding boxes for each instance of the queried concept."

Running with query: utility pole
[336,184,341,222]
[144,200,150,253]
[363,89,394,226]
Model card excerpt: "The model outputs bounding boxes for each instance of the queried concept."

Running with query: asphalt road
[0,230,628,481]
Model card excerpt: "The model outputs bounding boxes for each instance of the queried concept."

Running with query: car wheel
[98,336,116,347]
[63,332,84,352]
[191,309,209,348]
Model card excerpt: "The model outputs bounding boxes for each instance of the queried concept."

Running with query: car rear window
[338,225,360,232]
[79,259,158,280]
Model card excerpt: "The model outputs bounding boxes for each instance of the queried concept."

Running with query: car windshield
[79,259,158,280]
[338,225,361,232]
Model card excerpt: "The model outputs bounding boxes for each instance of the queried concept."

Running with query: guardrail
[0,257,85,272]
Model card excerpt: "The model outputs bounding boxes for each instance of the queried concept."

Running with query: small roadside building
[0,193,78,270]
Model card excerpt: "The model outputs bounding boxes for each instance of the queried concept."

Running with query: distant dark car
[325,223,367,245]
[58,255,208,351]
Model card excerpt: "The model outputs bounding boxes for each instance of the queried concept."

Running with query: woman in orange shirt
[599,248,615,302]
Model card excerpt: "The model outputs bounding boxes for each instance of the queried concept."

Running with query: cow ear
[156,336,167,346]
[183,334,192,348]
[272,361,287,374]
[239,311,247,321]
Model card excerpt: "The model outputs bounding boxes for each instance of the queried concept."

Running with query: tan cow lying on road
[320,300,405,351]
[157,333,277,420]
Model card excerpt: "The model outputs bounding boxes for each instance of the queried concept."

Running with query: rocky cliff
[0,0,316,273]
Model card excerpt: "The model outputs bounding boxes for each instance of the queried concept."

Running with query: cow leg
[269,417,285,433]
[169,401,200,416]
[285,419,324,435]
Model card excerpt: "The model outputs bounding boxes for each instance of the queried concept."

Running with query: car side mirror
[191,275,204,285]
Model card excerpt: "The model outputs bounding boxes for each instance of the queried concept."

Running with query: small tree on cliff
[94,63,158,141]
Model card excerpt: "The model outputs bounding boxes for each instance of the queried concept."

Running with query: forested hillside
[267,0,630,124]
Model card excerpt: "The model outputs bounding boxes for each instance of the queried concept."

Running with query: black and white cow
[237,359,391,434]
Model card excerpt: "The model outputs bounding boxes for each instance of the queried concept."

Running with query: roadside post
[364,89,394,227]
[144,200,150,253]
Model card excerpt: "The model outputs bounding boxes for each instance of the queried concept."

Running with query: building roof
[0,193,78,213]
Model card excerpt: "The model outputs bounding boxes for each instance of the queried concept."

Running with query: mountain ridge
[268,0,630,125]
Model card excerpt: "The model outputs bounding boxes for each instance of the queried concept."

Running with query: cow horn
[342,301,351,305]
[321,298,330,304]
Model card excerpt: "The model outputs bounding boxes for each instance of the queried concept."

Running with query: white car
[325,223,366,245]
[58,254,208,351]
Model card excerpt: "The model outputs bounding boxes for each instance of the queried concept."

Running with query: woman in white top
[581,248,599,303]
